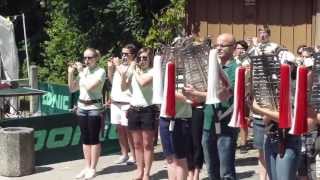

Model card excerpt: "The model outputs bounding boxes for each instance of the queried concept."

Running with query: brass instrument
[160,37,210,92]
[250,54,281,111]
[311,53,320,113]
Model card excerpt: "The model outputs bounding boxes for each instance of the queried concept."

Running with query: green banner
[0,110,118,165]
[38,82,79,114]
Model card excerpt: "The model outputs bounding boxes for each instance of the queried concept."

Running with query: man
[185,33,239,179]
[107,44,137,165]
[249,25,279,56]
[248,25,280,180]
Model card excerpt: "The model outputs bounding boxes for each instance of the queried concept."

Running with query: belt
[79,99,101,105]
[130,105,155,112]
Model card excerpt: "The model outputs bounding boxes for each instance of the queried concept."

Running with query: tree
[144,0,186,48]
[40,1,87,84]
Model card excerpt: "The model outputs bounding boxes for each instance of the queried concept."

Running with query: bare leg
[117,125,129,156]
[166,156,176,180]
[127,128,136,161]
[83,144,91,168]
[90,143,101,169]
[258,150,268,180]
[131,130,144,179]
[175,158,188,180]
[193,168,200,180]
[187,170,194,180]
[142,130,155,180]
[240,127,248,146]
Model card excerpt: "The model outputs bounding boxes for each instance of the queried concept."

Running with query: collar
[221,58,236,69]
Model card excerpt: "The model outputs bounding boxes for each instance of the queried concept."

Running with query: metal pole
[22,13,30,79]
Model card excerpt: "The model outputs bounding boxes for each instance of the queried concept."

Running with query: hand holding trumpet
[68,61,84,73]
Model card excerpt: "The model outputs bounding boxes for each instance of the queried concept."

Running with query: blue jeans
[264,135,301,180]
[202,124,238,180]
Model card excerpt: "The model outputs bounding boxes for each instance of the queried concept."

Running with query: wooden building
[187,0,320,53]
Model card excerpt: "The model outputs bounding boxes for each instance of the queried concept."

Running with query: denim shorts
[253,118,266,150]
[159,117,191,159]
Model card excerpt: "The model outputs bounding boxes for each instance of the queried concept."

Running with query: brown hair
[258,25,271,36]
[137,47,154,67]
[123,43,138,56]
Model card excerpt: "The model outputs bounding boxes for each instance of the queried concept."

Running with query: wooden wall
[187,0,314,53]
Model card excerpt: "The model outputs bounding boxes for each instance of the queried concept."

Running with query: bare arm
[134,68,153,87]
[68,65,79,93]
[107,61,114,83]
[252,99,279,123]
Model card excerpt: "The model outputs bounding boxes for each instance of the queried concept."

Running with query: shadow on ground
[151,169,168,180]
[236,156,258,166]
[96,164,137,175]
[201,170,256,180]
[237,170,256,179]
[35,166,53,174]
[154,151,165,161]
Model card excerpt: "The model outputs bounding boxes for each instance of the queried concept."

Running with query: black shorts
[127,105,157,131]
[159,117,192,159]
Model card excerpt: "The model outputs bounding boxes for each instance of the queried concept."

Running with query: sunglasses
[214,43,234,48]
[83,56,95,60]
[138,56,149,61]
[121,52,133,57]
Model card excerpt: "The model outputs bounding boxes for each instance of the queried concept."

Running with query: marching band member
[121,47,156,180]
[108,44,137,165]
[68,48,106,179]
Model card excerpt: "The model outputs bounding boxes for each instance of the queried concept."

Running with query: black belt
[129,105,155,112]
[79,99,101,105]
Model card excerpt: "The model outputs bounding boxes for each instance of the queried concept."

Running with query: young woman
[68,48,106,179]
[122,48,156,180]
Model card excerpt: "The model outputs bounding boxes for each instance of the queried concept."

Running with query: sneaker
[126,156,136,165]
[84,168,95,179]
[114,155,129,164]
[75,168,88,179]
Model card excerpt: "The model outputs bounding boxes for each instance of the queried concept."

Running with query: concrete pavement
[0,144,260,180]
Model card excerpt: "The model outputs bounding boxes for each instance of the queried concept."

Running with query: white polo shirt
[77,67,106,110]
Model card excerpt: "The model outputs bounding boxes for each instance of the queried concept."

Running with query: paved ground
[0,144,260,180]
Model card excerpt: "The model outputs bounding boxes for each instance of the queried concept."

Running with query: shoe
[126,156,136,165]
[75,168,88,179]
[84,168,95,179]
[114,155,129,164]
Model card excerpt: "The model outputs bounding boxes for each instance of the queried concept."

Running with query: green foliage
[144,0,186,48]
[40,1,87,84]
[8,0,184,84]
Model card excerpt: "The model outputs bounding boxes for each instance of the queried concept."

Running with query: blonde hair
[85,48,101,59]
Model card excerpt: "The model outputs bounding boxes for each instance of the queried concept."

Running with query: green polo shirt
[203,58,238,130]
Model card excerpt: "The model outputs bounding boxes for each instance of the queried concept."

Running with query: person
[186,33,238,180]
[107,44,137,165]
[234,40,250,66]
[159,51,192,180]
[68,48,106,179]
[234,40,250,154]
[296,45,307,65]
[300,47,314,68]
[250,47,301,179]
[248,25,280,180]
[121,47,156,180]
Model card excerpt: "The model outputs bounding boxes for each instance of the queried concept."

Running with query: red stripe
[238,67,247,128]
[292,66,308,135]
[279,64,291,129]
[165,62,176,117]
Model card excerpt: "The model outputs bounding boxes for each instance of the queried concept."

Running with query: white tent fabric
[0,15,19,80]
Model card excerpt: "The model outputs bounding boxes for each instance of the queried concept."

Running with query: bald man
[184,33,239,180]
